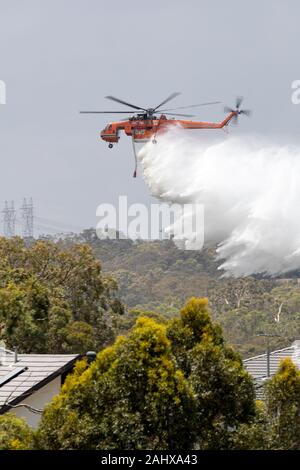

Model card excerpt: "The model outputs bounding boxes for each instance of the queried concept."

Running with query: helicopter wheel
[108,143,113,149]
[152,139,157,144]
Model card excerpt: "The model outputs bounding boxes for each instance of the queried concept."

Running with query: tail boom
[178,111,237,129]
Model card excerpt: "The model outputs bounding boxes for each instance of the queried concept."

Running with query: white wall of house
[11,375,61,428]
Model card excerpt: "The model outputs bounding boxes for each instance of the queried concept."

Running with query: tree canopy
[166,298,256,448]
[65,232,300,357]
[265,358,300,449]
[0,237,124,353]
[230,358,300,450]
[0,413,33,450]
[35,297,255,450]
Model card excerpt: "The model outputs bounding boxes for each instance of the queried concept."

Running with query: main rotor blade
[160,112,195,117]
[240,109,252,116]
[155,92,181,110]
[160,101,221,112]
[236,96,243,108]
[105,95,146,111]
[80,111,136,114]
[224,106,234,113]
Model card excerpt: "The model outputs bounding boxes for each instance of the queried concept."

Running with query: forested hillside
[58,230,300,357]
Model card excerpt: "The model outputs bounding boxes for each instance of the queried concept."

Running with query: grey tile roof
[244,346,295,378]
[0,350,79,411]
[243,345,296,399]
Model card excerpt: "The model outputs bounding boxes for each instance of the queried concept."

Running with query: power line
[2,200,16,238]
[35,216,85,232]
[1,198,85,238]
[21,198,34,239]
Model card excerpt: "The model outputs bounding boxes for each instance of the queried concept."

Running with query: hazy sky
[0,0,299,235]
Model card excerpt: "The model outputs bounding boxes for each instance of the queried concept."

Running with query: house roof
[243,345,295,378]
[0,350,80,413]
[243,344,296,398]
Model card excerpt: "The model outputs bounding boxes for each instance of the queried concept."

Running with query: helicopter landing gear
[152,139,157,144]
[108,143,113,149]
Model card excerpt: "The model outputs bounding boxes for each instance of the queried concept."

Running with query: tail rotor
[224,96,252,125]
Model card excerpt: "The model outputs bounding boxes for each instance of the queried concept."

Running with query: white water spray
[139,128,300,276]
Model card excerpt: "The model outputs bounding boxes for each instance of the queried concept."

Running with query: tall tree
[231,358,300,450]
[35,298,256,450]
[166,298,256,449]
[35,316,196,450]
[265,358,300,449]
[0,237,124,353]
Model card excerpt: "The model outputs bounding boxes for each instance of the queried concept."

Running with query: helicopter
[80,93,250,177]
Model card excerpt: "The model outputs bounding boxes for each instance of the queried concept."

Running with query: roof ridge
[244,345,294,362]
[4,354,79,358]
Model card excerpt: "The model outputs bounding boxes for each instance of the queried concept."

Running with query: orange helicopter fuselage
[100,112,237,144]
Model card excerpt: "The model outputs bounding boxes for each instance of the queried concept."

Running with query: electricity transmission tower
[2,200,16,238]
[21,198,34,239]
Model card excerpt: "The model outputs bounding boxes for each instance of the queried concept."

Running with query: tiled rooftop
[0,349,79,410]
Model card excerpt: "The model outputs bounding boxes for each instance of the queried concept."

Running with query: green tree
[35,316,196,450]
[232,358,300,450]
[0,237,124,353]
[265,357,300,449]
[0,413,33,450]
[35,298,256,450]
[230,401,273,450]
[167,298,256,449]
